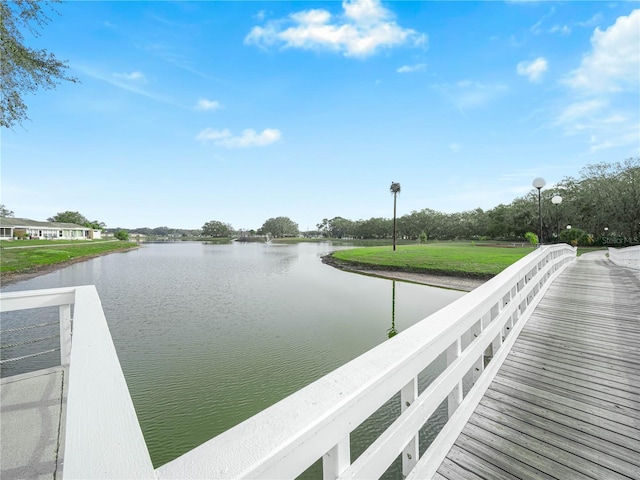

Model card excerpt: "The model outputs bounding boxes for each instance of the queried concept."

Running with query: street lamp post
[551,194,562,243]
[532,177,546,246]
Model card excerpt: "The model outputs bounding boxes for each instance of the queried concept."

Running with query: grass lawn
[331,243,535,278]
[1,240,138,275]
[0,238,119,248]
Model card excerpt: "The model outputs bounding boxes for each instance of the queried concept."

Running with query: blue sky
[2,0,639,231]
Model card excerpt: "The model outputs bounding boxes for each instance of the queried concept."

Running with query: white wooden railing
[0,286,155,479]
[1,287,74,367]
[157,244,576,479]
[608,245,640,270]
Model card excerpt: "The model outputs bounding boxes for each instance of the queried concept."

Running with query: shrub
[114,230,129,241]
[524,231,538,247]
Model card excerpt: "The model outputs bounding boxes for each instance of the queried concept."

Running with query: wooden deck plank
[435,456,489,480]
[458,425,591,479]
[473,402,640,477]
[504,349,640,395]
[510,342,639,378]
[500,357,640,401]
[435,253,640,480]
[490,375,640,430]
[497,364,640,416]
[482,388,640,456]
[448,438,549,480]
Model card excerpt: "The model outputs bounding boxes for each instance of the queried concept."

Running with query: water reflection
[387,280,398,338]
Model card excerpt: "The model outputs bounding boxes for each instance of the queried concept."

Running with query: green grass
[0,238,119,248]
[331,243,535,278]
[1,240,138,274]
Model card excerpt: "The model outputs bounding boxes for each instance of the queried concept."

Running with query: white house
[0,218,99,240]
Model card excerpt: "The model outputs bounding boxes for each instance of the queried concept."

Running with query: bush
[114,230,129,241]
[524,231,538,247]
[559,227,593,246]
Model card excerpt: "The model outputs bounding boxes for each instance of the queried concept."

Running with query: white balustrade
[0,286,155,479]
[608,245,640,270]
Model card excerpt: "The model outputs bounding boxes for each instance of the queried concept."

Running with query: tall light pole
[551,194,562,243]
[390,182,401,251]
[532,177,546,245]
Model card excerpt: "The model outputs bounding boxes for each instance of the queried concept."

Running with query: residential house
[0,218,101,240]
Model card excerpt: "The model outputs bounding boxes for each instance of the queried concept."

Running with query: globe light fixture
[532,177,546,245]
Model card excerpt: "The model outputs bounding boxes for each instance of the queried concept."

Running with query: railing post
[401,377,419,475]
[323,436,350,480]
[471,319,483,383]
[446,338,462,418]
[60,303,72,366]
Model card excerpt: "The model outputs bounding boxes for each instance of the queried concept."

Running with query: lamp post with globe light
[532,177,546,246]
[551,194,562,243]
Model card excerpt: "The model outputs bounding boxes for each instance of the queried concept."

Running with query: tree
[259,217,299,237]
[47,210,106,229]
[1,0,79,128]
[0,204,14,217]
[48,211,88,225]
[114,230,129,241]
[202,220,233,237]
[390,182,401,251]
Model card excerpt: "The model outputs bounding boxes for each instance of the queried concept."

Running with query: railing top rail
[62,285,156,479]
[157,244,576,479]
[1,286,78,312]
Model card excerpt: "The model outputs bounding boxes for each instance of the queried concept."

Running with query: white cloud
[195,99,222,111]
[433,80,508,112]
[196,128,282,148]
[552,10,640,154]
[397,63,426,74]
[556,99,607,126]
[549,25,571,35]
[77,65,181,106]
[516,57,548,82]
[245,0,426,58]
[576,13,603,28]
[564,9,640,93]
[113,71,146,82]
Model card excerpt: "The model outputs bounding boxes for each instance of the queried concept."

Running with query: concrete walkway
[1,367,66,480]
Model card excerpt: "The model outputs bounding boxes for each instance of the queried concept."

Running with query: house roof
[0,217,88,229]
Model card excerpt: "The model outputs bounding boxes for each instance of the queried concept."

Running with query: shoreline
[2,247,486,292]
[321,254,487,292]
[0,247,139,287]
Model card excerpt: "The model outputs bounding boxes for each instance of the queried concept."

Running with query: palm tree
[390,182,401,251]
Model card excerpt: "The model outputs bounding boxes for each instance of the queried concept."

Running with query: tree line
[313,159,638,246]
[2,159,637,245]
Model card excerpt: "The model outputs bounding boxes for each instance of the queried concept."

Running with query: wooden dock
[434,252,640,479]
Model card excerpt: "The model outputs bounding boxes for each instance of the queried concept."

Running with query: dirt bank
[321,254,487,292]
[0,247,139,287]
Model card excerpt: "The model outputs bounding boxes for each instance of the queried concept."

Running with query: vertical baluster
[471,319,483,382]
[401,377,419,475]
[323,436,350,480]
[447,338,462,418]
[59,303,72,366]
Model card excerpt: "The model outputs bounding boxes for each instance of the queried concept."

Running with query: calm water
[1,241,464,476]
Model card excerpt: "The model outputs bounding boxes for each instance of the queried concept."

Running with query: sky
[2,0,639,231]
